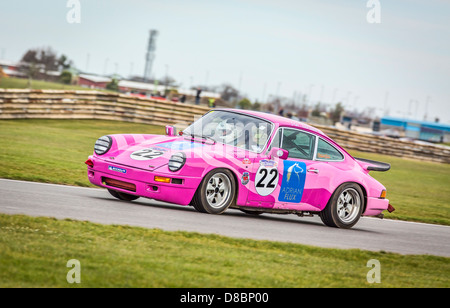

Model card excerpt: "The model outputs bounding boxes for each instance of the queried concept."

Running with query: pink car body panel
[87,109,389,216]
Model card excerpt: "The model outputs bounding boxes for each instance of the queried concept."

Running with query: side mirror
[270,147,289,160]
[165,125,177,137]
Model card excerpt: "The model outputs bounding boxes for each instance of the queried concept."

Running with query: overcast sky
[1,0,449,123]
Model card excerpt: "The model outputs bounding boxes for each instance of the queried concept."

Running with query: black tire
[319,183,364,229]
[108,189,140,202]
[192,169,236,214]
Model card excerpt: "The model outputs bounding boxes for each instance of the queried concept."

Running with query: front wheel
[319,183,364,229]
[192,169,236,214]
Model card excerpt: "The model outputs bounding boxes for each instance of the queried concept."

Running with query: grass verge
[0,214,448,288]
[0,119,164,187]
[0,76,112,92]
[348,150,450,226]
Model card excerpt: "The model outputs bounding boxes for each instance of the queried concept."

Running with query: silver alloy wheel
[336,188,361,224]
[205,173,232,209]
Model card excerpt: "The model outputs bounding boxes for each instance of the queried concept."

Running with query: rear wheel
[108,189,140,202]
[319,183,363,229]
[192,169,236,214]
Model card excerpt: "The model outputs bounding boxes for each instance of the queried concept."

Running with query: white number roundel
[130,148,165,161]
[254,166,279,196]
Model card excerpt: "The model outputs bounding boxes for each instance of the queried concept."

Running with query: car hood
[100,135,243,171]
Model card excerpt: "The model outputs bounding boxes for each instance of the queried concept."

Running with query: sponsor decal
[278,160,306,203]
[108,166,127,174]
[259,159,277,168]
[157,141,204,151]
[317,153,331,159]
[255,163,279,196]
[241,172,250,185]
[242,158,251,165]
[130,147,166,161]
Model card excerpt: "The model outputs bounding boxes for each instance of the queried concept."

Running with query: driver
[215,120,244,145]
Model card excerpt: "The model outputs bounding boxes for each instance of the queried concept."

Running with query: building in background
[0,60,26,78]
[381,116,450,143]
[78,74,111,89]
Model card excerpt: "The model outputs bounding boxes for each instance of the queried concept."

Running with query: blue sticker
[157,141,204,151]
[108,166,127,174]
[278,160,306,203]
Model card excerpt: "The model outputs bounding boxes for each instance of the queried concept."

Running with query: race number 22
[255,166,278,196]
[130,148,165,161]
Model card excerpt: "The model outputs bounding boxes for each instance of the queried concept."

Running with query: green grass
[0,119,164,187]
[0,119,448,226]
[348,150,450,226]
[0,76,112,92]
[0,214,448,288]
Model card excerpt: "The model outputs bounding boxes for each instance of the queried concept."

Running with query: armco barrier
[0,89,449,163]
[0,89,210,127]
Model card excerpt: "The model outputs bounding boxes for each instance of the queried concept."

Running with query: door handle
[307,168,319,174]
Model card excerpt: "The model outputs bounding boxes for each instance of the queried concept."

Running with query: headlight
[94,136,112,155]
[168,152,186,172]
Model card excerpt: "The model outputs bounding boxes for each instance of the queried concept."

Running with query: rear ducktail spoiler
[355,158,391,172]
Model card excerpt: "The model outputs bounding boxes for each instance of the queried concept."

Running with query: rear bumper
[86,156,201,206]
[363,197,390,216]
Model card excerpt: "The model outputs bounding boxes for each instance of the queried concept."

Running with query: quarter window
[316,139,344,161]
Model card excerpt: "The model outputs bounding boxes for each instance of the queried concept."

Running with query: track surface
[1,179,449,257]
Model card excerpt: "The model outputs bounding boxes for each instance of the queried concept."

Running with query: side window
[316,139,344,161]
[281,129,315,160]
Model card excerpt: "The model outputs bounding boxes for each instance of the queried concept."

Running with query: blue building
[381,117,450,143]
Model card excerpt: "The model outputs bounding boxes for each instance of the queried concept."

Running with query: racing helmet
[216,120,243,144]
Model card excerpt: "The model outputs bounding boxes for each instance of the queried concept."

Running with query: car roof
[216,108,327,137]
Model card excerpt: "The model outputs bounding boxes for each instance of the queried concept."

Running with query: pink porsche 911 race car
[85,109,395,228]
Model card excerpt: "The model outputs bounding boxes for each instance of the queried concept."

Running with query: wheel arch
[191,166,240,206]
[325,181,367,210]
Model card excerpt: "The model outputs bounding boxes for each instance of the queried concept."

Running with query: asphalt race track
[1,179,449,257]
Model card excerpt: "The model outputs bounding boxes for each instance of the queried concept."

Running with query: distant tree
[264,103,274,113]
[238,98,252,110]
[217,84,240,102]
[21,47,73,81]
[252,101,261,111]
[330,102,345,123]
[25,62,40,86]
[311,103,322,117]
[21,47,58,72]
[106,79,119,92]
[60,70,72,85]
[57,54,73,71]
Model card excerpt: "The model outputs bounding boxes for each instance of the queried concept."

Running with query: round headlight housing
[168,152,186,172]
[94,136,112,155]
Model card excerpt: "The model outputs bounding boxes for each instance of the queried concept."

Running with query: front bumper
[86,156,202,206]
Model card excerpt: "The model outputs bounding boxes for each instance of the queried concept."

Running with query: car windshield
[183,110,273,153]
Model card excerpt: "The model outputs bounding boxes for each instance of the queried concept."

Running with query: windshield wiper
[186,133,216,145]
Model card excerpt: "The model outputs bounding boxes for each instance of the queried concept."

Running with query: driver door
[246,127,322,211]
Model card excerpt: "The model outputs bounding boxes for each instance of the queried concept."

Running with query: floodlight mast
[143,30,158,83]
